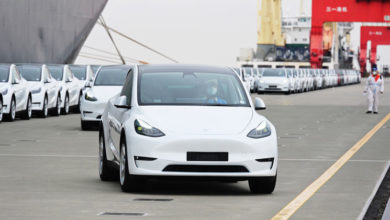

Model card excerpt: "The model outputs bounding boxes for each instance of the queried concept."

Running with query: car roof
[138,64,234,74]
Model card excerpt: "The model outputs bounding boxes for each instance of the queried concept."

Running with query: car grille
[162,165,249,173]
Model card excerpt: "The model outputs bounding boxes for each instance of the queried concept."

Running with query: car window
[120,69,133,106]
[94,67,128,86]
[69,66,86,80]
[18,65,41,82]
[48,66,64,81]
[138,70,249,106]
[0,65,9,82]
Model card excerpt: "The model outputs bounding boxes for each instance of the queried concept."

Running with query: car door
[108,68,133,158]
[65,68,78,105]
[42,66,56,107]
[11,66,25,111]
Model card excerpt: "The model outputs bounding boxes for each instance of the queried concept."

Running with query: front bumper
[80,99,106,121]
[123,132,278,178]
[258,83,289,92]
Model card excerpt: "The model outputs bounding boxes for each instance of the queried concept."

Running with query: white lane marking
[0,154,96,158]
[357,161,390,220]
[279,158,388,163]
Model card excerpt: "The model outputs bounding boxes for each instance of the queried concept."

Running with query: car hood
[92,86,122,102]
[26,81,41,88]
[262,77,287,84]
[137,106,254,135]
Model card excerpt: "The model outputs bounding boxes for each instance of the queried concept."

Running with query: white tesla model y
[99,65,278,194]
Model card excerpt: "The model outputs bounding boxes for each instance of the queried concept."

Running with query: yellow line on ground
[271,113,390,220]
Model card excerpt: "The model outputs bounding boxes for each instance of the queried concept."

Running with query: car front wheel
[248,174,277,194]
[21,96,32,120]
[119,136,145,192]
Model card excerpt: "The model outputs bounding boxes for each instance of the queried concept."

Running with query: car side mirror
[114,95,130,109]
[254,97,266,110]
[85,81,92,88]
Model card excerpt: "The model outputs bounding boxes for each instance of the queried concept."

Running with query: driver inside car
[205,80,227,104]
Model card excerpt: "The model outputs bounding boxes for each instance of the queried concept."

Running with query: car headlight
[283,79,288,84]
[247,121,271,139]
[1,88,8,96]
[134,119,165,137]
[260,80,264,84]
[31,87,41,94]
[84,90,97,101]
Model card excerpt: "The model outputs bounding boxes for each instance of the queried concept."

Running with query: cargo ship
[0,0,107,64]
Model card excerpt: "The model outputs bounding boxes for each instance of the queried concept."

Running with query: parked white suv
[47,65,82,114]
[17,64,62,117]
[0,64,32,121]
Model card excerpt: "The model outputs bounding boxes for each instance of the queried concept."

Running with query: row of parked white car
[0,63,99,122]
[232,67,361,94]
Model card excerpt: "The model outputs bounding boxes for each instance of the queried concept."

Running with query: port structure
[359,26,390,74]
[310,0,390,68]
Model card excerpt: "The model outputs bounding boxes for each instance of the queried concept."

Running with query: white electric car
[0,64,32,121]
[47,65,82,114]
[17,64,61,117]
[80,65,131,130]
[258,68,291,94]
[69,64,95,89]
[99,64,278,194]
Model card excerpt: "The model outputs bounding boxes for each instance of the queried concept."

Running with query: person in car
[205,80,227,104]
[364,65,384,114]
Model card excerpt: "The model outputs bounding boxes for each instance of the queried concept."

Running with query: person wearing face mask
[206,80,227,104]
[364,65,384,114]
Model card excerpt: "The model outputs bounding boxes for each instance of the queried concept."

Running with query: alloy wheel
[11,99,16,120]
[120,144,126,186]
[99,136,104,176]
[27,98,32,118]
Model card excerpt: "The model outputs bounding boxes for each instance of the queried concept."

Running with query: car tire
[119,135,146,192]
[81,120,91,130]
[40,96,48,118]
[0,98,3,123]
[62,94,69,115]
[248,174,277,194]
[5,97,16,121]
[74,92,82,113]
[99,128,116,181]
[52,95,61,116]
[21,96,32,120]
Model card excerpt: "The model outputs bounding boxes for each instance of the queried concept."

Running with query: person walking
[364,65,384,114]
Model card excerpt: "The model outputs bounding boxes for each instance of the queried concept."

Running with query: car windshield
[94,67,127,86]
[138,69,249,106]
[262,69,286,77]
[18,65,41,81]
[69,66,86,80]
[0,65,9,82]
[91,65,100,75]
[47,66,63,81]
[243,68,252,77]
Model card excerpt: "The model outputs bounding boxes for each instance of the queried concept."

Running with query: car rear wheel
[248,174,277,194]
[21,96,32,120]
[40,96,48,118]
[99,130,116,181]
[62,95,69,115]
[119,136,146,192]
